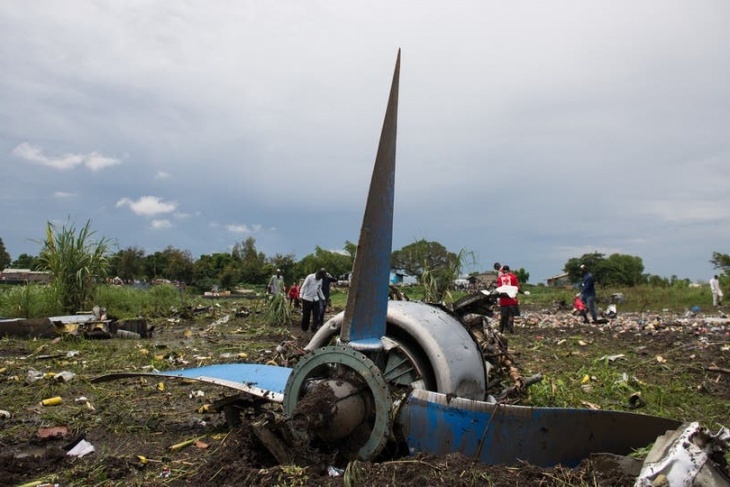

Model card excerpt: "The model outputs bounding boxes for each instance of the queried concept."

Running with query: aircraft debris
[635,422,730,487]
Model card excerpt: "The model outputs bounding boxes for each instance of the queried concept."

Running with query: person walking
[288,281,301,308]
[268,269,284,295]
[496,265,521,334]
[710,275,723,307]
[300,269,325,332]
[579,264,598,323]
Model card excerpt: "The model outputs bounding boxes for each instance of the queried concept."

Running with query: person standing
[579,264,598,323]
[300,269,325,332]
[268,269,284,295]
[710,275,723,307]
[318,269,337,325]
[288,281,301,308]
[496,265,521,334]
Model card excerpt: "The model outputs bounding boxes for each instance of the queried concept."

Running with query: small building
[390,270,417,286]
[546,272,571,288]
[473,271,498,289]
[0,268,52,285]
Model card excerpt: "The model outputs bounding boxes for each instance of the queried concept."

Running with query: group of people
[267,268,337,333]
[271,261,728,338]
[493,261,600,333]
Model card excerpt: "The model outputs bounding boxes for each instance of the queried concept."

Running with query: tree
[564,252,645,287]
[142,246,194,283]
[233,237,267,284]
[515,268,530,285]
[0,237,10,269]
[193,252,238,290]
[36,219,111,313]
[266,253,298,287]
[161,246,194,283]
[109,246,145,282]
[711,252,730,276]
[604,254,644,286]
[391,240,457,279]
[296,246,354,281]
[219,262,241,291]
[11,253,38,270]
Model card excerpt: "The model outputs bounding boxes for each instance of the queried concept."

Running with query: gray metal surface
[309,300,487,400]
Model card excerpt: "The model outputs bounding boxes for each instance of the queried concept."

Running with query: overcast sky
[2,1,729,283]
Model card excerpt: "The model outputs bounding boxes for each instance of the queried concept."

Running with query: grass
[0,283,727,485]
[512,328,729,431]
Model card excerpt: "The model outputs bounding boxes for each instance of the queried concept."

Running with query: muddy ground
[1,303,729,486]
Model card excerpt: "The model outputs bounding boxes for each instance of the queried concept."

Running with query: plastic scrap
[66,439,95,458]
[54,371,76,383]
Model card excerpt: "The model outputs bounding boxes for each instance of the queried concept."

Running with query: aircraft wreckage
[95,51,729,480]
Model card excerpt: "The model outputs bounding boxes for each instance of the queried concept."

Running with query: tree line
[2,227,727,295]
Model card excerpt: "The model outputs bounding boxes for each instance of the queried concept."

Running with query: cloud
[116,196,177,216]
[226,223,262,234]
[644,201,729,223]
[11,143,120,171]
[85,152,121,171]
[12,143,84,170]
[53,191,76,198]
[174,211,199,220]
[156,171,172,179]
[151,219,172,229]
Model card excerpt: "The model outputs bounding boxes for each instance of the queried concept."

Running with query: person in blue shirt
[579,264,598,323]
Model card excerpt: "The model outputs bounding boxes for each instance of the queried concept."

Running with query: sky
[2,1,729,284]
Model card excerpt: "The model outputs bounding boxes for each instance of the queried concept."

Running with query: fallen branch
[706,366,730,375]
[495,373,543,402]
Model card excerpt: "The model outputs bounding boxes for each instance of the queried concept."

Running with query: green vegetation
[0,280,718,319]
[0,283,61,318]
[0,237,10,269]
[35,220,112,314]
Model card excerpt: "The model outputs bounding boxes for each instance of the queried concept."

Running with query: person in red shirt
[573,295,589,323]
[287,281,301,308]
[496,265,521,334]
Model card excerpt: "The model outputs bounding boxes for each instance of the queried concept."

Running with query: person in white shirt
[710,275,723,307]
[268,269,284,295]
[300,269,326,332]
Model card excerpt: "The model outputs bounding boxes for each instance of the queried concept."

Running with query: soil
[1,303,728,486]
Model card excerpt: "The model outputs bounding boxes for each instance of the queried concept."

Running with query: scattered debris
[636,422,730,487]
[38,397,62,407]
[37,426,69,440]
[65,439,95,458]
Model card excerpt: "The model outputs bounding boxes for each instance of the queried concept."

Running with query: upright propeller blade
[341,50,400,345]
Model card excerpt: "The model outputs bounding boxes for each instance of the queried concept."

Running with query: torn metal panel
[0,318,56,338]
[636,422,730,487]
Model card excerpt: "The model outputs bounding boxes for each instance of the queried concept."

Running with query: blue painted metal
[161,363,291,394]
[340,50,400,345]
[93,363,292,403]
[399,389,682,467]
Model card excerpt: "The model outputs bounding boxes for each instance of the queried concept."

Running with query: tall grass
[35,220,112,313]
[522,284,713,313]
[0,284,62,318]
[95,284,191,318]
